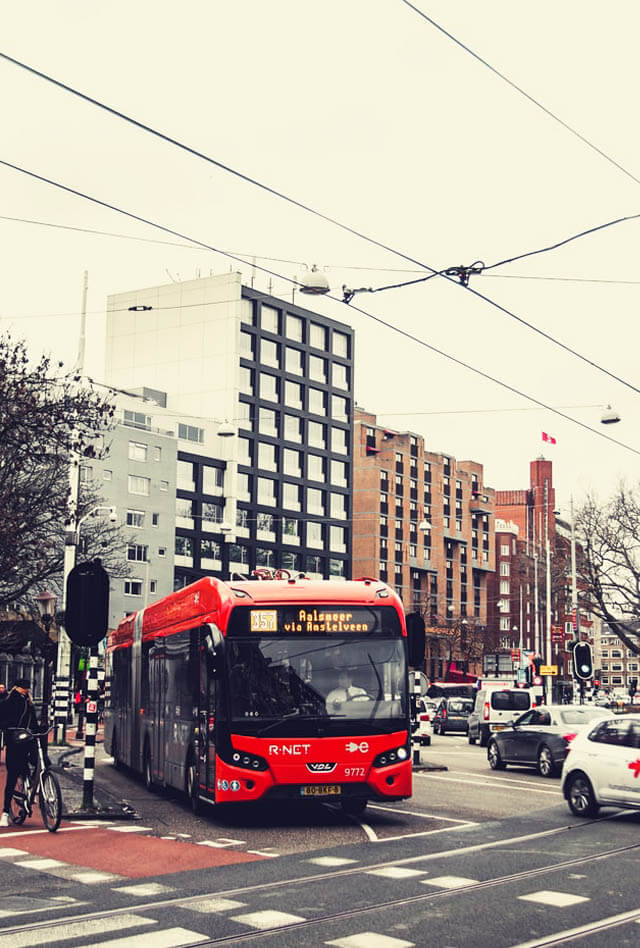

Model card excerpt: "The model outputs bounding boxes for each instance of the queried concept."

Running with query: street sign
[511,648,520,662]
[540,664,558,676]
[551,626,564,643]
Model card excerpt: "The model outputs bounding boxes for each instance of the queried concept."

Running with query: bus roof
[108,575,404,648]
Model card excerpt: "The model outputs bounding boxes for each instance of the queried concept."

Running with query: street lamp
[299,264,330,295]
[34,590,57,731]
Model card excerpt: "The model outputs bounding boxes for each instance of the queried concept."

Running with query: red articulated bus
[104,574,413,815]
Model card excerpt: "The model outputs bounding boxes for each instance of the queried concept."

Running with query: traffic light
[629,677,638,697]
[65,559,110,647]
[572,642,593,681]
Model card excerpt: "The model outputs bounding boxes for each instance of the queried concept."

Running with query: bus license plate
[300,785,341,797]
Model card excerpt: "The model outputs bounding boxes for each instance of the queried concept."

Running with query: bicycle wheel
[10,775,30,825]
[39,770,62,832]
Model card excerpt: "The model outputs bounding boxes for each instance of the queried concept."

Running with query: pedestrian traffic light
[572,642,593,681]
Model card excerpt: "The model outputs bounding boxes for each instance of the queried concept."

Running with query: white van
[467,687,533,747]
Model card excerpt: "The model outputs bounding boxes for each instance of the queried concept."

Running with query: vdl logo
[345,741,369,753]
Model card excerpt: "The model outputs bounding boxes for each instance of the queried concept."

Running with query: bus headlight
[373,745,409,768]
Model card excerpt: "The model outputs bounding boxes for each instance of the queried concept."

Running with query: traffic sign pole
[81,647,100,810]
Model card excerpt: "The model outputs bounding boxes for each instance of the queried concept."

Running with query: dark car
[432,697,474,735]
[487,704,614,778]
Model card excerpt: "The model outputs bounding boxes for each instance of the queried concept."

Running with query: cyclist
[0,678,38,827]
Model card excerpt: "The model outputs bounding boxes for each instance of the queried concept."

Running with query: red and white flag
[542,431,557,445]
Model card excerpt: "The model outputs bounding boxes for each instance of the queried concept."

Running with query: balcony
[470,492,492,514]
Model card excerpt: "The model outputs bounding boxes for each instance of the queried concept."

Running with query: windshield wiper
[256,710,304,737]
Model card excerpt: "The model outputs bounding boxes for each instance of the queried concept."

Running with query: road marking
[14,858,67,870]
[185,898,247,913]
[370,803,475,823]
[519,890,590,907]
[327,934,414,947]
[506,907,640,948]
[308,856,359,867]
[107,825,155,833]
[231,909,306,929]
[422,874,479,888]
[247,849,280,857]
[76,928,208,948]
[0,913,155,947]
[197,837,246,848]
[447,768,561,789]
[114,883,175,897]
[414,772,561,795]
[366,867,426,879]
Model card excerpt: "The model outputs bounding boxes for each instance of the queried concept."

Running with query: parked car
[415,698,433,746]
[432,696,474,735]
[468,687,533,747]
[562,713,640,817]
[487,704,615,778]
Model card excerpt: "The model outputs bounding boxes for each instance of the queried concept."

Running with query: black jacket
[0,689,39,737]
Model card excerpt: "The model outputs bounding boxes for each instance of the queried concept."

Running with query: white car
[416,698,433,746]
[561,713,640,817]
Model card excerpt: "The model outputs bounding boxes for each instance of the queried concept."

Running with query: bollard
[81,647,100,809]
[412,670,422,766]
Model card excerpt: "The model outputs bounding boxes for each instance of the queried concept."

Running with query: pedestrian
[0,683,7,762]
[0,678,39,827]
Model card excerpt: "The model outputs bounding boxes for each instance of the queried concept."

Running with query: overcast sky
[2,1,639,514]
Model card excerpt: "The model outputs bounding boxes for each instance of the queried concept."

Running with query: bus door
[198,624,221,794]
[150,642,167,783]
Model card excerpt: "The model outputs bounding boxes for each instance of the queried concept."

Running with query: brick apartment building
[353,408,496,680]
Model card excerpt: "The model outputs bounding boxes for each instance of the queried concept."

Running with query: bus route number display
[250,610,278,632]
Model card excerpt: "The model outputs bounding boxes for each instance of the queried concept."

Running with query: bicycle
[7,726,62,832]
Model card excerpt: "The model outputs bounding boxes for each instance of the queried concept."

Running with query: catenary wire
[2,155,639,460]
[397,0,640,188]
[2,51,639,393]
[4,214,640,286]
[0,51,439,278]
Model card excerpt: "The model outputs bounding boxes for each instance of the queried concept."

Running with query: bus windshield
[225,637,407,727]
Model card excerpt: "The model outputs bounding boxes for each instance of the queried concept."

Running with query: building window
[124,580,142,596]
[330,525,346,553]
[178,423,204,444]
[175,536,194,559]
[283,518,300,544]
[331,427,348,454]
[79,465,93,483]
[308,388,326,415]
[260,338,280,368]
[500,561,510,576]
[332,330,348,358]
[203,465,224,494]
[283,482,301,511]
[500,580,510,595]
[127,544,148,562]
[332,363,349,390]
[500,544,510,557]
[152,512,159,527]
[286,380,303,410]
[128,475,150,496]
[176,498,194,528]
[259,407,279,437]
[287,314,303,342]
[284,414,302,441]
[308,421,326,449]
[307,521,323,549]
[202,503,223,529]
[177,460,196,491]
[285,346,304,375]
[159,480,169,492]
[126,510,145,528]
[332,394,349,422]
[158,547,166,557]
[123,410,151,430]
[128,441,148,462]
[307,488,325,516]
[103,469,112,481]
[240,329,255,358]
[258,443,278,472]
[308,454,325,482]
[261,304,279,333]
[309,355,326,383]
[260,372,279,402]
[201,539,221,564]
[149,581,157,595]
[330,493,347,519]
[309,323,327,350]
[257,477,277,506]
[283,448,302,478]
[331,459,348,487]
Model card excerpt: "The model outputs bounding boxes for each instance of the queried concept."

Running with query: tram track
[1,817,638,943]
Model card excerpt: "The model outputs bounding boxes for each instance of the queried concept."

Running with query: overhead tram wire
[6,214,640,285]
[397,0,640,188]
[2,156,639,460]
[3,52,639,392]
[0,51,439,279]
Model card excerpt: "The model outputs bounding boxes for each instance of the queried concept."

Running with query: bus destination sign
[248,607,386,635]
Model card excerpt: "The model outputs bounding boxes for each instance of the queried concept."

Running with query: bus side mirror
[204,624,224,678]
[405,612,426,669]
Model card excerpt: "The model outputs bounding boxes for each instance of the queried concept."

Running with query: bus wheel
[186,753,200,815]
[143,743,154,792]
[341,798,367,816]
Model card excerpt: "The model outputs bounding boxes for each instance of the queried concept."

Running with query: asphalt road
[2,734,640,947]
